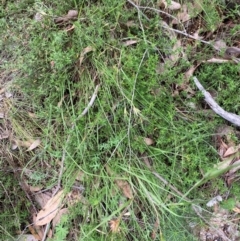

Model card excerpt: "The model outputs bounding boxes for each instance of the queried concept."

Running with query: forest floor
[1,0,240,240]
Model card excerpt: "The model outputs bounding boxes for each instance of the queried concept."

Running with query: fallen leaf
[32,215,44,239]
[218,139,228,157]
[65,24,75,32]
[213,40,227,51]
[228,159,240,174]
[162,0,181,10]
[206,195,223,207]
[184,64,200,82]
[0,129,9,140]
[34,12,43,22]
[122,40,138,46]
[29,185,43,192]
[109,219,121,233]
[14,139,32,148]
[35,190,64,226]
[151,217,160,240]
[52,208,69,229]
[54,10,78,24]
[233,206,240,214]
[223,144,240,157]
[172,4,191,24]
[66,10,78,18]
[66,190,84,206]
[28,225,41,241]
[47,229,53,239]
[115,179,133,199]
[79,46,95,66]
[144,137,154,146]
[28,112,37,118]
[27,139,41,151]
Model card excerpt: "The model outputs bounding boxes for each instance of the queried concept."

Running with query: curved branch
[193,77,240,126]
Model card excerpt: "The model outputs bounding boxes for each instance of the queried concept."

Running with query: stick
[193,77,240,126]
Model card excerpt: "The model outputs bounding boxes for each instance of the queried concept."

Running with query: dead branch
[193,77,240,126]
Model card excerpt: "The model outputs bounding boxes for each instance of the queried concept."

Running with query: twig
[193,77,240,126]
[161,26,213,47]
[76,84,100,120]
[126,0,217,49]
[126,0,186,31]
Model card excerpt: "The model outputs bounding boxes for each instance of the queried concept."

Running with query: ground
[1,0,240,240]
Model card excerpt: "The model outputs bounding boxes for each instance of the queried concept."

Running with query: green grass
[1,0,240,240]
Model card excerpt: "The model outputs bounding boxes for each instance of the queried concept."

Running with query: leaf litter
[35,190,64,226]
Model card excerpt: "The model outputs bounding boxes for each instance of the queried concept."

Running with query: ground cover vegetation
[1,0,240,240]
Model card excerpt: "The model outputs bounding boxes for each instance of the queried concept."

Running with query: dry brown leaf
[161,0,181,10]
[225,159,240,186]
[0,129,9,140]
[122,40,138,46]
[28,112,37,118]
[35,190,64,226]
[27,139,41,151]
[54,10,78,24]
[178,4,191,22]
[29,185,43,192]
[66,10,78,18]
[219,140,228,157]
[115,180,133,199]
[184,64,200,82]
[172,4,191,24]
[52,208,69,229]
[79,46,95,66]
[14,139,32,148]
[213,40,227,51]
[28,225,41,241]
[141,153,152,168]
[47,229,53,239]
[109,219,121,233]
[65,24,75,32]
[223,144,240,157]
[144,137,154,146]
[151,217,160,240]
[66,190,85,206]
[32,215,44,240]
[233,206,240,214]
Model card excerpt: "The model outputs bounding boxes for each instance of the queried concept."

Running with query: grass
[1,0,240,240]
